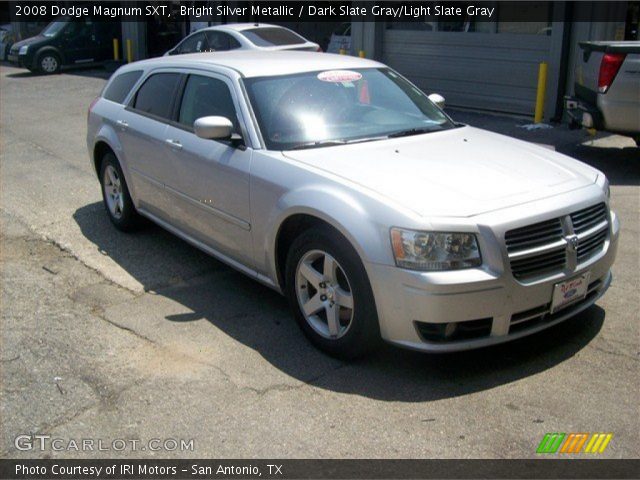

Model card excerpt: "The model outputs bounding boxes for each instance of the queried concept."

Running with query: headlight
[390,228,482,271]
[604,178,610,199]
[19,45,29,55]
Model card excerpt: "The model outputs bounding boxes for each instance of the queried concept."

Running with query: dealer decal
[317,70,362,83]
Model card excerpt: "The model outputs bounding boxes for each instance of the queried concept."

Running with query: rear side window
[177,32,206,54]
[178,75,239,131]
[133,73,181,120]
[205,31,241,51]
[103,70,143,104]
[241,27,305,47]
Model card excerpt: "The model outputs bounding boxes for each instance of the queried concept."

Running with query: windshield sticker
[317,70,362,83]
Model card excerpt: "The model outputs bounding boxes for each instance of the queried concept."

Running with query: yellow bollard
[112,38,120,61]
[358,50,365,58]
[534,62,548,123]
[126,39,133,63]
[339,48,346,55]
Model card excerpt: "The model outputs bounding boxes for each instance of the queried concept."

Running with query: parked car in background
[164,23,320,56]
[327,23,351,53]
[565,41,640,145]
[8,17,119,74]
[87,51,618,358]
[0,23,15,61]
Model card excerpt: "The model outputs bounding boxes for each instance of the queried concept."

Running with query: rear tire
[285,225,380,359]
[99,153,140,232]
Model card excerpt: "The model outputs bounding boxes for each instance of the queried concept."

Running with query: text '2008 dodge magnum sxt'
[87,51,619,358]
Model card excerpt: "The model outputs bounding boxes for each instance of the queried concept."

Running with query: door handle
[165,139,183,150]
[116,120,128,130]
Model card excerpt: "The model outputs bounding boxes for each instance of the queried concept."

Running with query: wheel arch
[35,46,65,66]
[93,140,115,178]
[91,131,137,205]
[271,198,383,292]
[274,213,333,291]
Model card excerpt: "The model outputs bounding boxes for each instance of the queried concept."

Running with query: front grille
[571,203,607,234]
[505,218,563,251]
[572,203,608,263]
[509,246,566,279]
[578,229,607,262]
[505,203,608,281]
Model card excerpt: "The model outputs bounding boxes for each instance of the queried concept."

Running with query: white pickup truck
[565,41,640,146]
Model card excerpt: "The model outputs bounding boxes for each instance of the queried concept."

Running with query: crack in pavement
[0,376,152,459]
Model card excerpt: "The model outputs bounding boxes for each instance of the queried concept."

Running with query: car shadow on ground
[73,202,605,402]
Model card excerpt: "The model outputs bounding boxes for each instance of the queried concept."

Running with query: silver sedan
[87,51,619,358]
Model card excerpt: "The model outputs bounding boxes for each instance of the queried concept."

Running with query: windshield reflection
[244,68,455,151]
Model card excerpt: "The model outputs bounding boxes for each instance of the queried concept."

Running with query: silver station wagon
[87,51,619,358]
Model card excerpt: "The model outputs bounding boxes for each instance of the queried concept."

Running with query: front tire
[38,52,61,74]
[99,153,140,232]
[285,225,380,359]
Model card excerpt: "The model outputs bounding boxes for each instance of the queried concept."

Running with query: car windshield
[244,68,455,150]
[41,19,70,37]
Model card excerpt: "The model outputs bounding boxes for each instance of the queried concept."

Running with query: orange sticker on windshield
[317,70,362,83]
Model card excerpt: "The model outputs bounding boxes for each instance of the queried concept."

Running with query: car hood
[13,35,47,49]
[282,126,599,218]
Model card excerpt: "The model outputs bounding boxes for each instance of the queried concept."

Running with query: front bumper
[7,53,32,69]
[367,204,620,353]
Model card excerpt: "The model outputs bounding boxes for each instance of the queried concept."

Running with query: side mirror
[194,116,233,140]
[428,93,445,109]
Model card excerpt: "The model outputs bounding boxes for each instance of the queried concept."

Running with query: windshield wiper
[345,135,390,145]
[287,140,348,150]
[387,127,438,138]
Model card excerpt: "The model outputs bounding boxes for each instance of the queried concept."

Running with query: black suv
[9,17,119,74]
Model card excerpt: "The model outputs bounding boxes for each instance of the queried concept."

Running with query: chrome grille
[505,218,563,251]
[509,246,566,279]
[578,229,607,262]
[571,203,607,234]
[572,203,608,263]
[505,218,565,280]
[505,203,609,281]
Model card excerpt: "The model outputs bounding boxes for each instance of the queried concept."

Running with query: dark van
[9,17,120,74]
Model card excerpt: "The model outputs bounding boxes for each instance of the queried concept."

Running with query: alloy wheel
[295,249,354,339]
[103,165,124,219]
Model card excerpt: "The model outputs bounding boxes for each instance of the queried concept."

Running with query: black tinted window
[178,32,206,53]
[133,73,181,119]
[103,70,143,104]
[205,31,241,51]
[241,27,305,46]
[64,19,94,41]
[178,75,238,131]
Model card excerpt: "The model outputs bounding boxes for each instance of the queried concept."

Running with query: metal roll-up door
[382,29,552,116]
